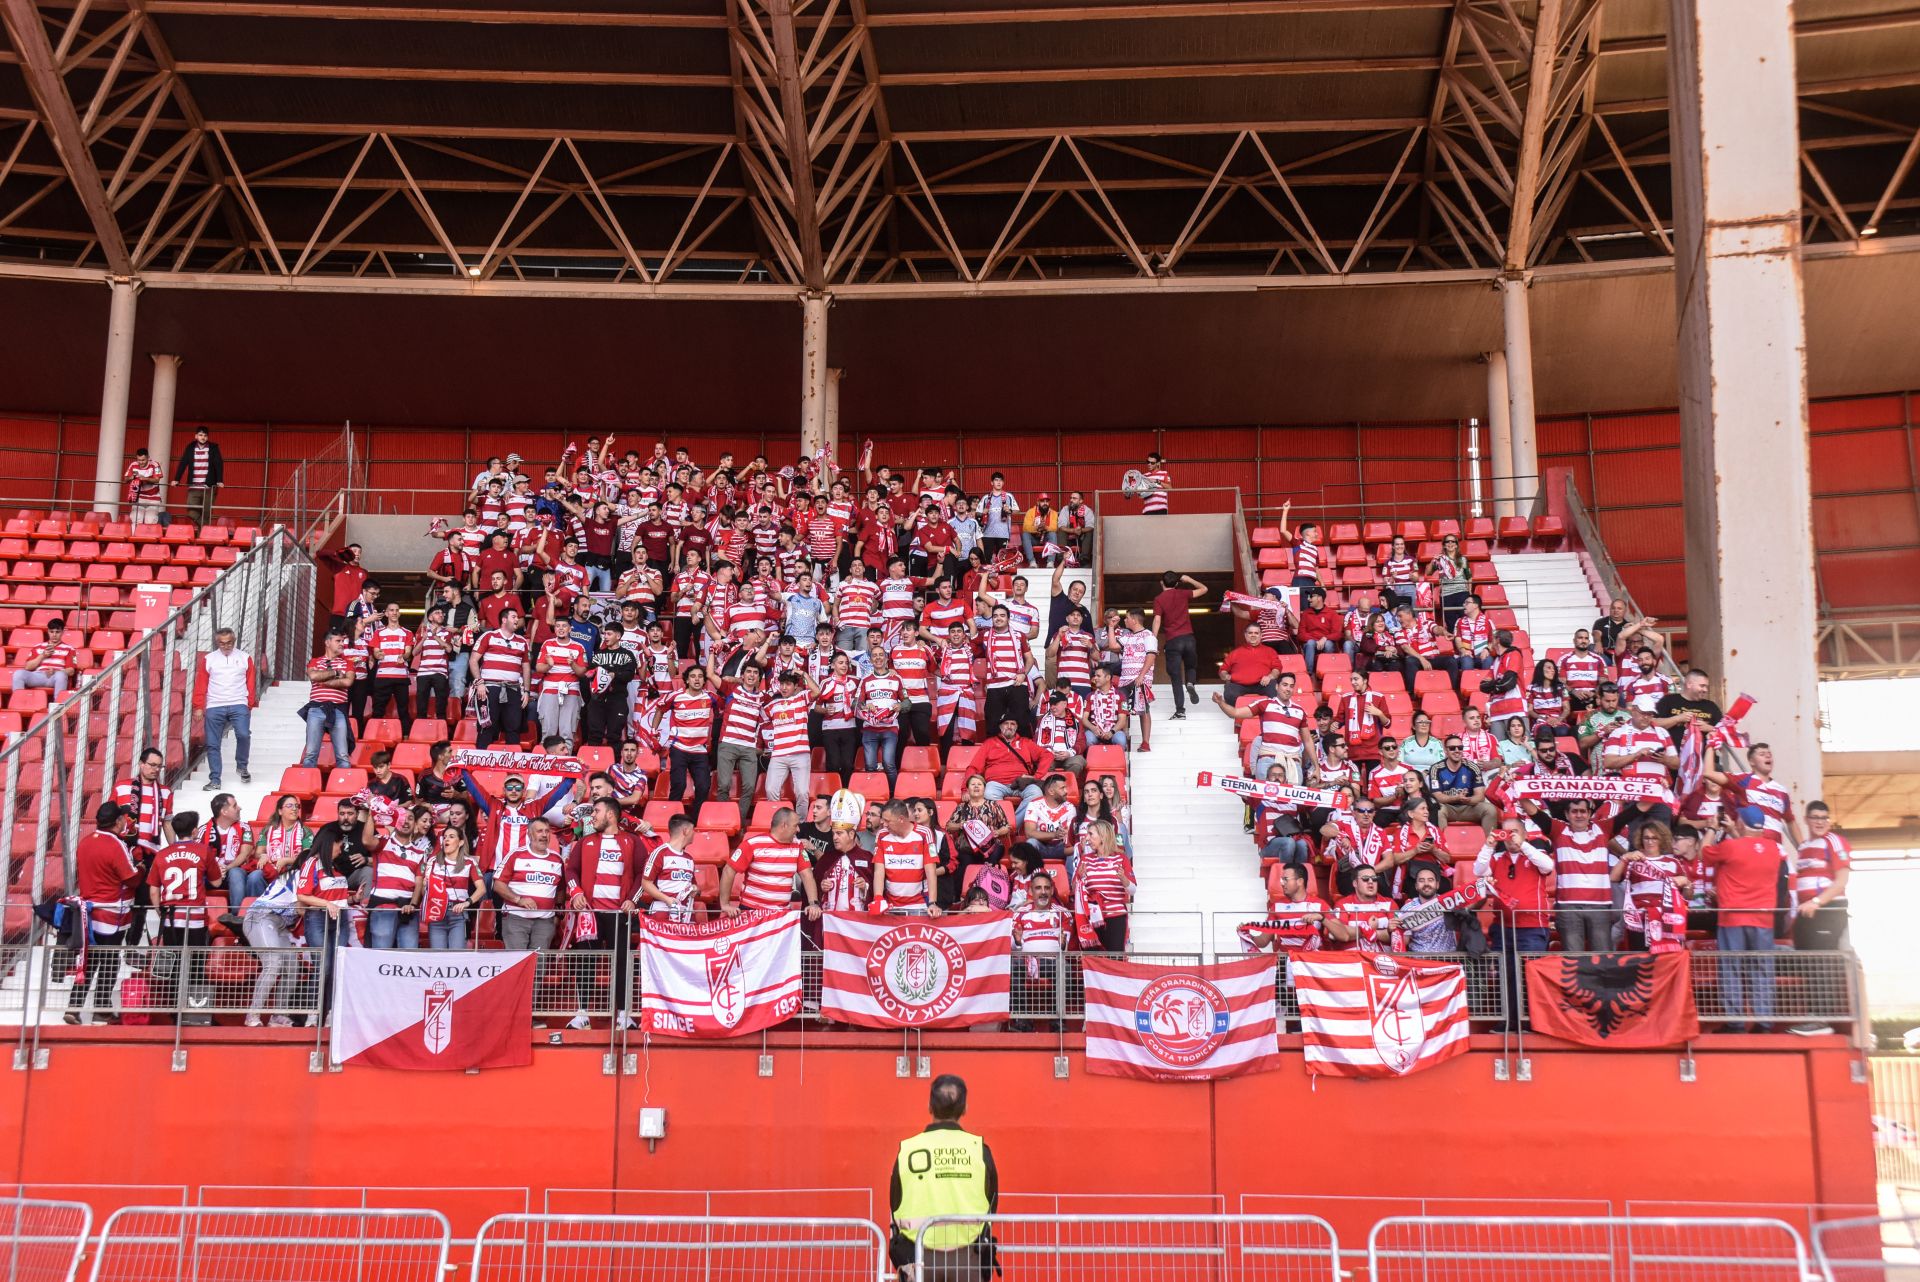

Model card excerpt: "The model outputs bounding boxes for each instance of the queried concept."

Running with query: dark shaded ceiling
[3,242,1916,431]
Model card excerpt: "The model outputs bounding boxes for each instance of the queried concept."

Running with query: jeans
[1554,906,1615,953]
[861,729,899,776]
[669,747,712,814]
[226,867,266,911]
[715,743,762,822]
[1087,730,1129,752]
[367,904,419,949]
[305,908,359,1020]
[10,669,68,699]
[1491,921,1552,1030]
[204,703,251,784]
[1260,835,1311,866]
[985,781,1043,811]
[428,912,470,949]
[242,910,298,1017]
[301,703,352,767]
[449,652,471,700]
[585,564,612,593]
[1716,925,1776,1029]
[835,626,869,655]
[1162,634,1199,711]
[1302,638,1337,675]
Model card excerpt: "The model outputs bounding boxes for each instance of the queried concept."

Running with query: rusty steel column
[90,278,139,517]
[824,367,843,466]
[799,293,830,460]
[147,354,181,505]
[1668,0,1821,803]
[1484,350,1515,519]
[1500,276,1540,511]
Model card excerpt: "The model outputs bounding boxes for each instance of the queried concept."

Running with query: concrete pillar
[147,353,180,502]
[799,293,830,460]
[91,279,138,517]
[1668,0,1821,803]
[1500,275,1540,511]
[1484,350,1515,519]
[824,366,843,466]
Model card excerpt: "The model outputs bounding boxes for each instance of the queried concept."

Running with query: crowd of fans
[1213,528,1853,1032]
[63,440,1173,1025]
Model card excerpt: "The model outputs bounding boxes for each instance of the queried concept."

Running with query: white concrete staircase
[177,680,317,821]
[1125,681,1268,960]
[1491,551,1601,653]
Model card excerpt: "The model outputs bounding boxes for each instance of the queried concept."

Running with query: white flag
[639,908,802,1038]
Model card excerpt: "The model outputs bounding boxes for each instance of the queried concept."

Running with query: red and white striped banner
[639,908,802,1038]
[1507,775,1665,803]
[1081,955,1281,1081]
[820,912,1010,1028]
[1292,951,1469,1078]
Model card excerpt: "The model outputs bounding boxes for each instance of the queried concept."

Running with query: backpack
[974,865,1012,910]
[117,971,156,1026]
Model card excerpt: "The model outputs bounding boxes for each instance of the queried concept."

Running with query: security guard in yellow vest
[888,1073,999,1280]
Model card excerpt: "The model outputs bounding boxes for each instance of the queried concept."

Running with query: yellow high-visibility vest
[894,1128,989,1251]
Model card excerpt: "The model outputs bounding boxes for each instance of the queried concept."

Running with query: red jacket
[1481,841,1554,929]
[979,735,1046,786]
[1298,607,1343,644]
[562,831,646,909]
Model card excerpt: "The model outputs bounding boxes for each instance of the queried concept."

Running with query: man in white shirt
[197,627,257,789]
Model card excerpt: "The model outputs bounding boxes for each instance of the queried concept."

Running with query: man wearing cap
[1701,807,1786,1032]
[10,618,77,700]
[66,802,142,1023]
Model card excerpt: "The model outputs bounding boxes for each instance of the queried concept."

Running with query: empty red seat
[1255,548,1289,570]
[644,800,685,831]
[898,746,941,773]
[1464,517,1495,541]
[1397,520,1428,541]
[1250,527,1282,548]
[1411,668,1453,694]
[1328,522,1361,545]
[135,545,169,565]
[1497,516,1531,548]
[323,767,368,795]
[688,831,731,867]
[847,771,891,800]
[47,563,81,582]
[1443,824,1486,857]
[695,802,742,836]
[894,770,937,799]
[1533,515,1566,549]
[173,545,207,566]
[161,524,196,545]
[1470,561,1500,584]
[1086,745,1127,774]
[406,718,449,743]
[27,540,63,560]
[1360,521,1392,544]
[278,765,323,801]
[100,543,135,564]
[1430,519,1461,539]
[1478,585,1508,607]
[361,718,402,745]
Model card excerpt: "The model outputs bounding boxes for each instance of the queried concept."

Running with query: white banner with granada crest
[639,907,802,1037]
[820,912,1010,1028]
[330,950,535,1069]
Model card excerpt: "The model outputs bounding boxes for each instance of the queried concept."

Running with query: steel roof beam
[0,0,132,272]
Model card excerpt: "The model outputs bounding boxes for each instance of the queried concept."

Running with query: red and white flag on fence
[820,912,1010,1028]
[330,950,535,1070]
[1291,951,1469,1078]
[639,908,802,1038]
[1081,955,1282,1082]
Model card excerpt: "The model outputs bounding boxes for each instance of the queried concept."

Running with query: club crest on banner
[866,924,968,1025]
[705,938,745,1030]
[1133,974,1230,1068]
[1366,957,1427,1074]
[422,982,455,1056]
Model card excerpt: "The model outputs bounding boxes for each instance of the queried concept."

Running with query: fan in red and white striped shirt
[721,810,820,916]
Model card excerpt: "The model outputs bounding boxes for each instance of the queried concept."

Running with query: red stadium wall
[0,1034,1876,1240]
[7,390,1918,621]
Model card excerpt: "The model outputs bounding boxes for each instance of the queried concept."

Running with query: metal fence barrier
[914,1213,1341,1282]
[469,1214,886,1282]
[86,1206,451,1282]
[1366,1214,1810,1282]
[0,1196,91,1282]
[1812,1214,1920,1282]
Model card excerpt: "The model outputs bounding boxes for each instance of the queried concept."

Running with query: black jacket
[173,440,225,488]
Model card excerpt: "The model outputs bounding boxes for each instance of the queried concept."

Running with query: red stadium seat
[1443,824,1486,857]
[1464,517,1495,541]
[1250,526,1282,548]
[898,746,941,773]
[1360,521,1392,544]
[406,718,449,744]
[688,831,731,866]
[945,746,983,778]
[1497,517,1531,549]
[695,802,742,836]
[1397,520,1427,542]
[278,766,323,801]
[323,767,368,796]
[1430,519,1461,540]
[847,771,891,800]
[1085,745,1126,774]
[361,718,402,746]
[1532,515,1567,549]
[1328,522,1360,545]
[390,742,433,774]
[643,801,685,831]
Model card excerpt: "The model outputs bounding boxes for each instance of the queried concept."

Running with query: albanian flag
[1525,951,1700,1048]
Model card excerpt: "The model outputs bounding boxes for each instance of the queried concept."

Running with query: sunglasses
[1444,742,1463,749]
[1353,807,1375,814]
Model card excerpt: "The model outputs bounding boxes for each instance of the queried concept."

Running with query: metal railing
[87,1205,451,1282]
[262,426,359,545]
[470,1214,886,1282]
[915,1213,1342,1282]
[1870,1056,1920,1186]
[1366,1215,1810,1282]
[1811,1213,1920,1282]
[0,527,317,916]
[0,1197,91,1282]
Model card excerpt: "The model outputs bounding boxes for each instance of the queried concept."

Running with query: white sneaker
[244,1015,263,1028]
[615,1012,636,1031]
[268,1015,294,1028]
[567,1011,591,1030]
